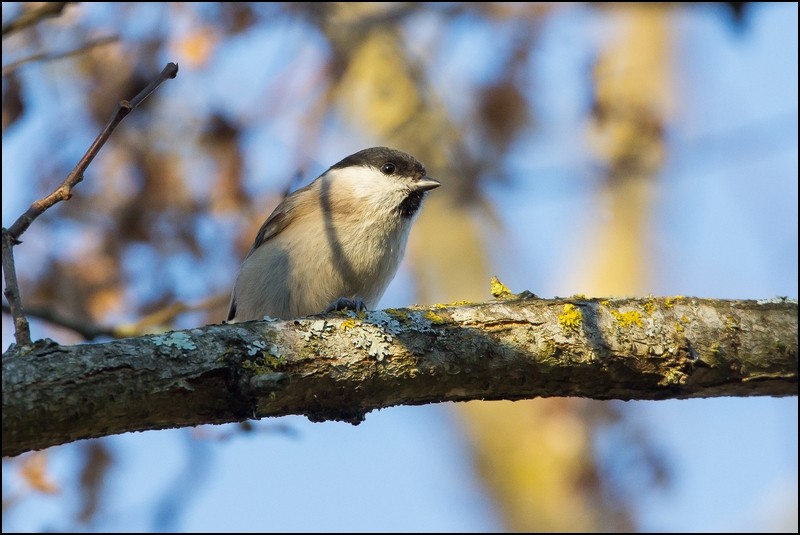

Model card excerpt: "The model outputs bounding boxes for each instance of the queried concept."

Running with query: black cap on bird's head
[328,147,440,218]
[330,147,439,189]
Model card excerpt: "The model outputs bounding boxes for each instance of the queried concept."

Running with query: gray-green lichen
[151,332,197,350]
[301,319,332,341]
[757,296,795,304]
[363,310,402,334]
[374,309,438,333]
[242,336,286,374]
[247,340,268,356]
[347,311,395,361]
[351,329,392,361]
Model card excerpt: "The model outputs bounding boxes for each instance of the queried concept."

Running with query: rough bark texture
[3,296,797,457]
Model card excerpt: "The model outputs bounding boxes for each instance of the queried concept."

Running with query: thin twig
[2,62,179,347]
[6,61,179,239]
[2,35,119,76]
[1,230,30,345]
[1,2,73,37]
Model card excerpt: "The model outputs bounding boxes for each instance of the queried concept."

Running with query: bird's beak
[415,176,441,192]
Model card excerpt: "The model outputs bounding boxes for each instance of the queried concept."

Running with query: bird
[226,146,440,322]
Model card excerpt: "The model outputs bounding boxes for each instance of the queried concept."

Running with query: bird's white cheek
[328,166,405,204]
[334,166,379,195]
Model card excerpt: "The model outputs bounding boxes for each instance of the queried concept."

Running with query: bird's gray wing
[247,182,314,256]
[226,183,313,322]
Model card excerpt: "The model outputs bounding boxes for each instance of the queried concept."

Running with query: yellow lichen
[658,369,687,387]
[384,308,411,322]
[558,304,583,333]
[431,301,474,309]
[675,321,684,334]
[340,318,358,331]
[424,311,445,325]
[263,353,286,368]
[611,310,644,328]
[600,300,610,307]
[664,295,684,308]
[241,352,285,374]
[490,275,513,298]
[641,300,656,314]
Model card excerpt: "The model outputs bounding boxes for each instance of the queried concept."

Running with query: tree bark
[3,296,797,457]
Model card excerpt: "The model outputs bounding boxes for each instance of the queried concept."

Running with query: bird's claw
[324,297,367,314]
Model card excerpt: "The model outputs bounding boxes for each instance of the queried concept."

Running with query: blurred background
[2,2,797,532]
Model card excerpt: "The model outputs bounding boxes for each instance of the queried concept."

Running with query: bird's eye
[381,162,396,175]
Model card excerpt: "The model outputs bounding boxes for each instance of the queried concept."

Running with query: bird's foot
[324,297,367,314]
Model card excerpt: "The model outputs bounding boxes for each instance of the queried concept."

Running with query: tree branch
[5,62,179,241]
[1,2,73,37]
[1,62,179,347]
[3,296,797,457]
[1,229,30,344]
[2,35,119,76]
[2,303,115,341]
[2,292,229,341]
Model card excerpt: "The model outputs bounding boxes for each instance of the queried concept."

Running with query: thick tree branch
[3,296,796,458]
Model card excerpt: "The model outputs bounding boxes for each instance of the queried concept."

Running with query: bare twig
[1,2,74,37]
[2,62,179,347]
[5,61,179,240]
[1,230,30,344]
[2,35,119,76]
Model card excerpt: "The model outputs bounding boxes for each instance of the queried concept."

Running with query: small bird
[227,147,440,322]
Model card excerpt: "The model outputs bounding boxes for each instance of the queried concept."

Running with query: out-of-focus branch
[113,292,230,338]
[3,296,797,457]
[1,62,179,348]
[2,35,119,75]
[1,2,74,37]
[1,303,114,341]
[1,292,229,341]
